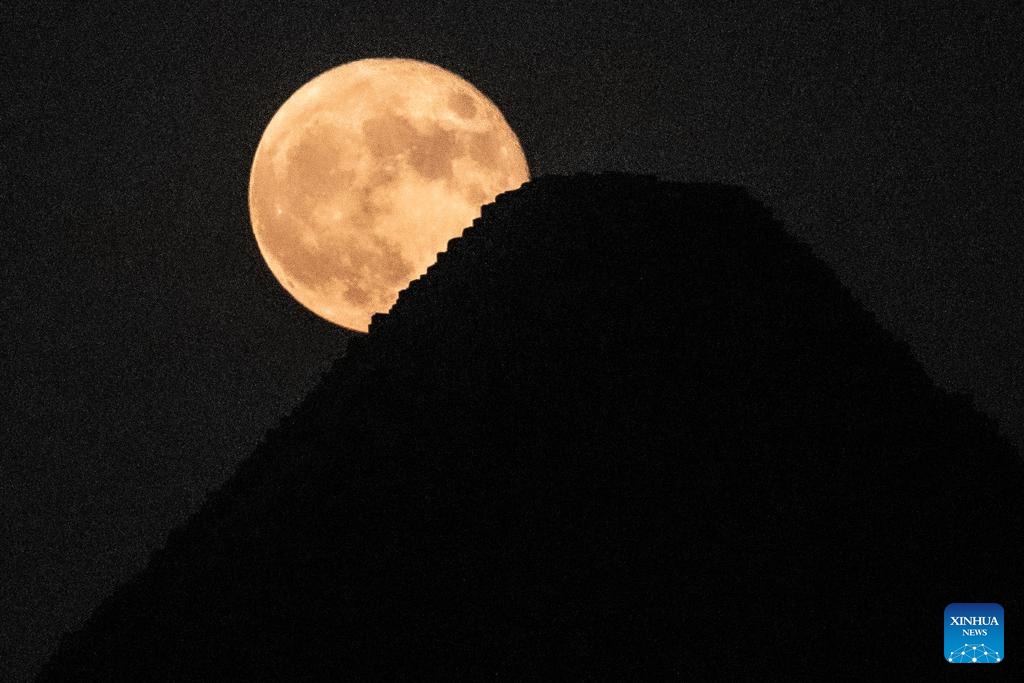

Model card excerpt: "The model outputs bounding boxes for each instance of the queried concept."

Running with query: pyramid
[40,174,1024,679]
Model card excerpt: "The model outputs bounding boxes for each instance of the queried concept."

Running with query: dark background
[2,2,1022,679]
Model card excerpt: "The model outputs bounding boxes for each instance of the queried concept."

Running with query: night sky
[3,2,1022,679]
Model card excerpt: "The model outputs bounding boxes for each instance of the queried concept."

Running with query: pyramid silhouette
[40,174,1023,679]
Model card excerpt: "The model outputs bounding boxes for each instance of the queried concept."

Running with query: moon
[248,58,530,331]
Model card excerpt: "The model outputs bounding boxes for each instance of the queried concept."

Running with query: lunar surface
[248,58,530,331]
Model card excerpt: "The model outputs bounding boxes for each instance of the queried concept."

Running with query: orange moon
[248,58,530,331]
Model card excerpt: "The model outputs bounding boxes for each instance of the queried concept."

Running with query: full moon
[248,58,530,331]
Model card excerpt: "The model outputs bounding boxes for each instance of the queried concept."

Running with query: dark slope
[40,174,1023,679]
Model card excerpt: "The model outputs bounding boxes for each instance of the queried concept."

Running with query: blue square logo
[945,603,1004,663]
